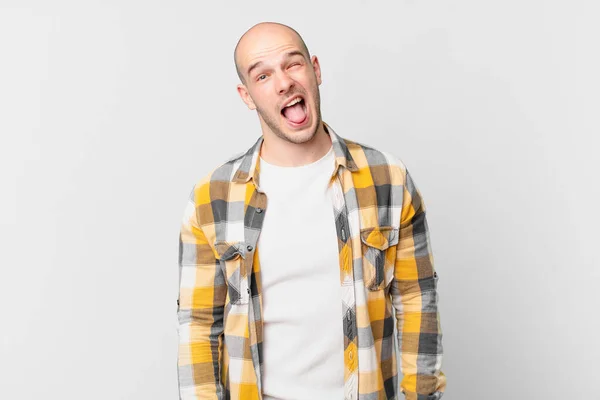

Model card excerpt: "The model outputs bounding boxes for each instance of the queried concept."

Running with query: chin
[282,122,318,144]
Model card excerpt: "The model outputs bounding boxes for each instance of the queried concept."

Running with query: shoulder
[342,136,409,182]
[187,149,248,203]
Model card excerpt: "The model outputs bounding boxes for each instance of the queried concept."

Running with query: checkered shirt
[177,122,447,400]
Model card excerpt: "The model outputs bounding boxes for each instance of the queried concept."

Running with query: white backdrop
[1,1,598,399]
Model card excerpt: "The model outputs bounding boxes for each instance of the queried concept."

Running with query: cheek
[250,91,269,108]
[254,95,279,114]
[299,75,318,95]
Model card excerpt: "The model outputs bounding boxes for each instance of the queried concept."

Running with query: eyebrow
[246,50,306,77]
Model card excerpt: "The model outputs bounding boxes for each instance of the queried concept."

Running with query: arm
[391,167,447,400]
[177,187,226,399]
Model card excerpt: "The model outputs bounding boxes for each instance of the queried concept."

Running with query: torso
[257,145,345,400]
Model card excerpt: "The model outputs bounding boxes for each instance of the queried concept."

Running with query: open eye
[257,74,267,81]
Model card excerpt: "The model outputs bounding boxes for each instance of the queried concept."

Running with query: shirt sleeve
[390,167,447,400]
[177,186,226,399]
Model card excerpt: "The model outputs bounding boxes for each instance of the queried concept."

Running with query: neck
[260,121,332,167]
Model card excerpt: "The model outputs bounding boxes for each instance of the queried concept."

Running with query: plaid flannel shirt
[177,122,447,400]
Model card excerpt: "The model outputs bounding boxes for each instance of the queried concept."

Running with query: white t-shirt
[257,145,345,400]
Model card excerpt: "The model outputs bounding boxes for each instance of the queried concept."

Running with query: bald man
[177,22,447,400]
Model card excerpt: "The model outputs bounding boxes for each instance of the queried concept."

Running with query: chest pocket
[360,226,399,291]
[214,241,249,305]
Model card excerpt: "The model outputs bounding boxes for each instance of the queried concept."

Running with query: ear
[311,55,322,86]
[237,84,256,110]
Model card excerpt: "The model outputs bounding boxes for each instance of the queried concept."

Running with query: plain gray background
[1,1,598,399]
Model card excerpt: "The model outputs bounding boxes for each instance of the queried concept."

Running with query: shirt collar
[232,121,358,185]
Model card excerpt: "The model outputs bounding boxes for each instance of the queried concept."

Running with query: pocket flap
[214,241,248,305]
[360,226,399,250]
[214,241,246,261]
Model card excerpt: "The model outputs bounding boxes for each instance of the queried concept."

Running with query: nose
[275,71,294,94]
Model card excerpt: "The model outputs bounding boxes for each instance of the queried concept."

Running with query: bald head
[234,22,311,84]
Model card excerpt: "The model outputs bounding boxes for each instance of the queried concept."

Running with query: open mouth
[280,96,308,126]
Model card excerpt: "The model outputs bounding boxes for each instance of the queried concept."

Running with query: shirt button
[349,351,353,360]
[247,245,253,252]
[256,208,263,213]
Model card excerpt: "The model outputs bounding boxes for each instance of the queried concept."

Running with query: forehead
[237,28,306,71]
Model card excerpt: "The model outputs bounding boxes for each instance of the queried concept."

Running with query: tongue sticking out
[282,101,307,124]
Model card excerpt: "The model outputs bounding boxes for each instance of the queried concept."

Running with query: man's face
[236,31,323,144]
